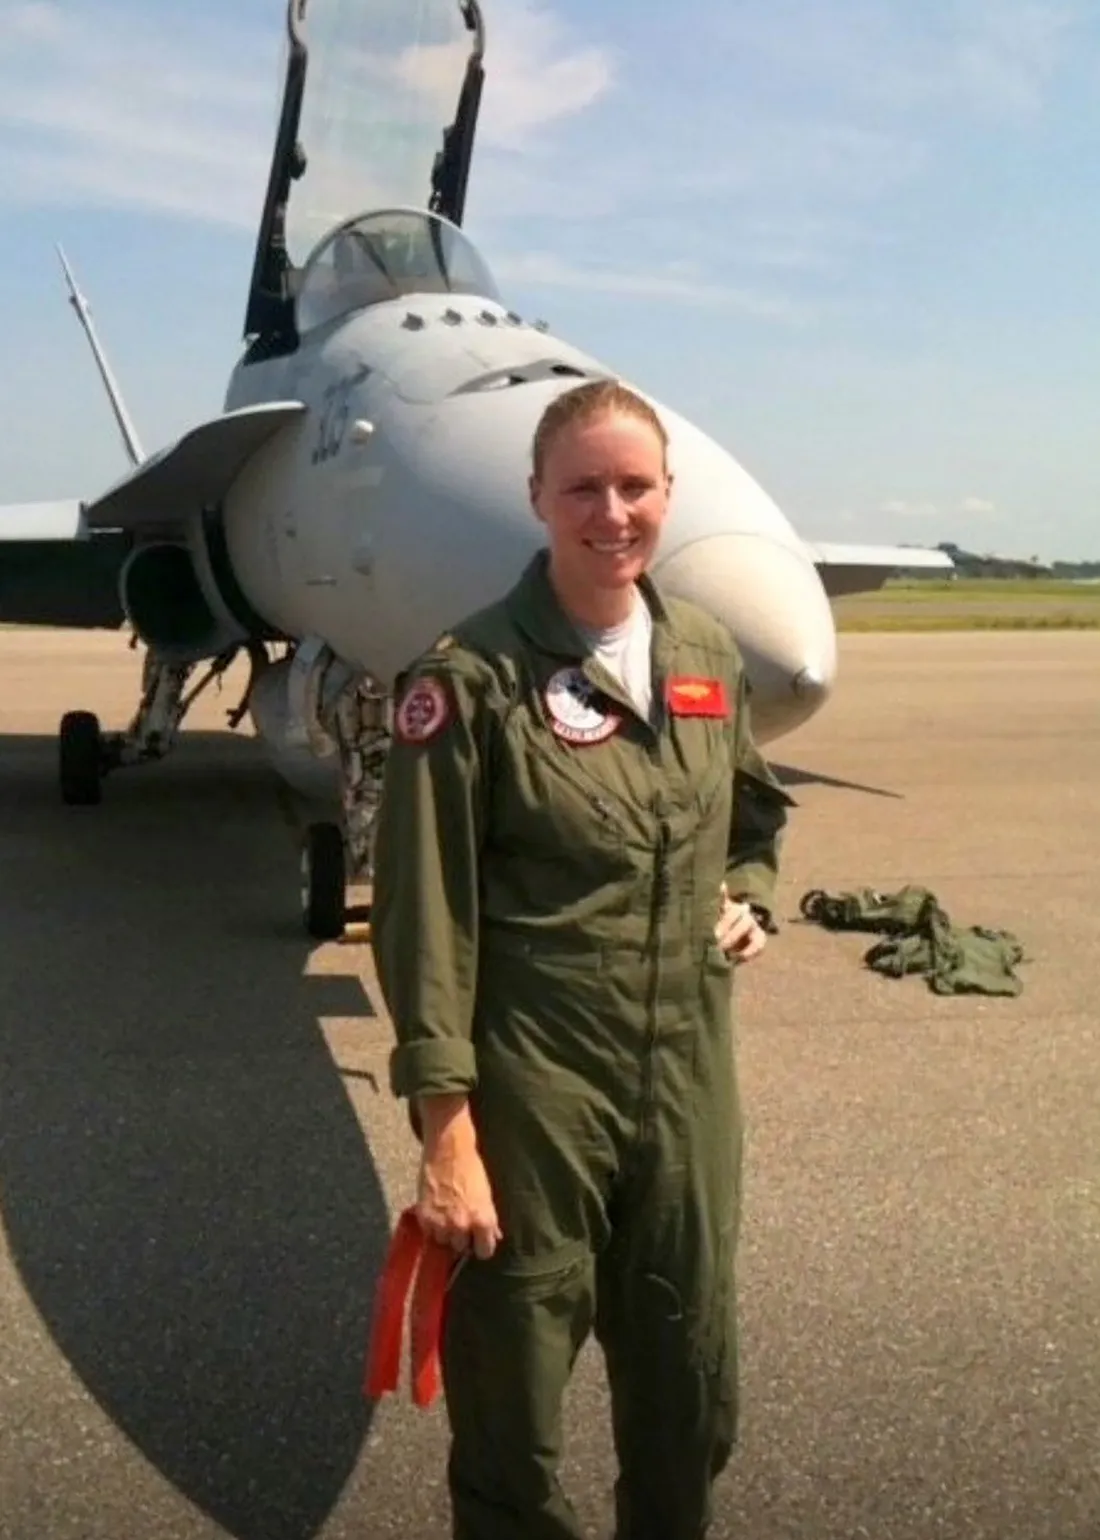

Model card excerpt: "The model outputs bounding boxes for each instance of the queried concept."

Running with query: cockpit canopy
[244,1,487,351]
[295,208,502,334]
[286,0,480,269]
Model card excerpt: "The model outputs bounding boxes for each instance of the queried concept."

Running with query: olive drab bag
[799,885,1027,998]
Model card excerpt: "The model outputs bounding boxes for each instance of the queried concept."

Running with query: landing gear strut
[300,674,391,942]
[58,646,250,804]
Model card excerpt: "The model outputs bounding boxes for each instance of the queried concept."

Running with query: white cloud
[949,0,1079,116]
[878,495,998,520]
[8,0,1074,324]
[475,3,613,145]
[0,0,613,231]
[11,2,64,41]
[462,4,1070,288]
[879,499,941,518]
[716,0,1082,121]
[0,3,273,228]
[396,2,612,146]
[641,0,1089,326]
[286,2,614,251]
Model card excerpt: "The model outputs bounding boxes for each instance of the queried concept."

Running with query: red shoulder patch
[666,676,730,719]
[394,677,453,745]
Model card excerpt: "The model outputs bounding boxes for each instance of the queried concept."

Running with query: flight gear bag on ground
[799,885,1027,997]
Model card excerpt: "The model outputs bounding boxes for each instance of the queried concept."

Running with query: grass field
[834,578,1100,632]
[4,580,1099,636]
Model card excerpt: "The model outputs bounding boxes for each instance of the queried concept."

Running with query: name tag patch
[545,668,622,746]
[666,676,730,718]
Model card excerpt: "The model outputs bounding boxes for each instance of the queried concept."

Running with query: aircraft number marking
[311,366,370,467]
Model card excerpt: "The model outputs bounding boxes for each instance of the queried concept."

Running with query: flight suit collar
[507,550,679,727]
[507,548,677,659]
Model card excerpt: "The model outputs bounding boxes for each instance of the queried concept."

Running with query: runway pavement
[0,628,1097,1539]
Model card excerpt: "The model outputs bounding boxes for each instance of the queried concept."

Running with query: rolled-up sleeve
[370,652,496,1102]
[725,671,796,922]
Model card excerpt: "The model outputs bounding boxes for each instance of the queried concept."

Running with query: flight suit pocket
[697,943,736,1041]
[536,771,626,857]
[693,945,740,1134]
[701,940,733,981]
[489,749,631,891]
[689,741,731,807]
[441,1237,595,1458]
[692,763,735,905]
[483,1237,591,1301]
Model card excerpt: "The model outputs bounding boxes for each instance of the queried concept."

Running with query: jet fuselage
[222,278,838,748]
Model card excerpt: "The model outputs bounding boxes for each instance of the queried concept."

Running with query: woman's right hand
[415,1094,503,1261]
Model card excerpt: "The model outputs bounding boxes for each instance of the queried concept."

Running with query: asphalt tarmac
[0,629,1097,1539]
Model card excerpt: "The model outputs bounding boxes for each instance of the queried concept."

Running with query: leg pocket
[447,1238,594,1385]
[481,1237,592,1296]
[444,1241,596,1540]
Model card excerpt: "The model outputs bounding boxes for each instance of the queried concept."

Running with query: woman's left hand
[715,884,767,963]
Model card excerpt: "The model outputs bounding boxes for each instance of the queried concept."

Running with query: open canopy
[289,0,481,267]
[245,0,486,349]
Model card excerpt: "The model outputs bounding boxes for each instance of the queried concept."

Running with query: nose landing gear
[56,649,252,807]
[301,822,347,941]
[298,672,391,943]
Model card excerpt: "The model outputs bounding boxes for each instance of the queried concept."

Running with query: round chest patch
[545,668,621,746]
[394,677,451,745]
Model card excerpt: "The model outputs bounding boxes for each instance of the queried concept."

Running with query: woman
[370,380,791,1540]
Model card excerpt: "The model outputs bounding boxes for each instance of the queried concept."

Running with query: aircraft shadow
[771,761,904,800]
[0,732,386,1540]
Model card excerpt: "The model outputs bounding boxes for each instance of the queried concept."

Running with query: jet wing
[807,541,955,599]
[0,501,129,628]
[83,401,307,533]
[0,500,89,541]
[0,402,306,630]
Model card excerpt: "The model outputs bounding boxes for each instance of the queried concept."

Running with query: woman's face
[530,410,671,601]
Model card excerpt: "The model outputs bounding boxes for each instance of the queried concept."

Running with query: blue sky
[1,0,1096,560]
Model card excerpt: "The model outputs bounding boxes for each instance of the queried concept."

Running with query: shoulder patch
[394,676,453,745]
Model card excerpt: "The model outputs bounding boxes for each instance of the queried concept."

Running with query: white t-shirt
[577,593,655,724]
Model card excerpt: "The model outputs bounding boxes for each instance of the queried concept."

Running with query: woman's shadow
[0,730,389,1540]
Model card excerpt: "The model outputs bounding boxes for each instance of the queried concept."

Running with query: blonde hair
[531,379,670,482]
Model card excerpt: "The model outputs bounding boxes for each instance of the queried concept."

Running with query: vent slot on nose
[453,360,595,396]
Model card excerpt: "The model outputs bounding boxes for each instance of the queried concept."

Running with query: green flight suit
[371,551,792,1540]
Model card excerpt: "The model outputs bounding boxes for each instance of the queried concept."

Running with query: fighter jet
[0,0,950,940]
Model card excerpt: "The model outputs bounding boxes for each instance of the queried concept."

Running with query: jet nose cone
[653,532,837,741]
[793,665,832,703]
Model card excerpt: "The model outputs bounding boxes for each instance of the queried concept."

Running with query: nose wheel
[301,822,347,941]
[290,660,390,942]
[59,710,105,806]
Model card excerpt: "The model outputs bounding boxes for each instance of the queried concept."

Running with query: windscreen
[288,0,477,268]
